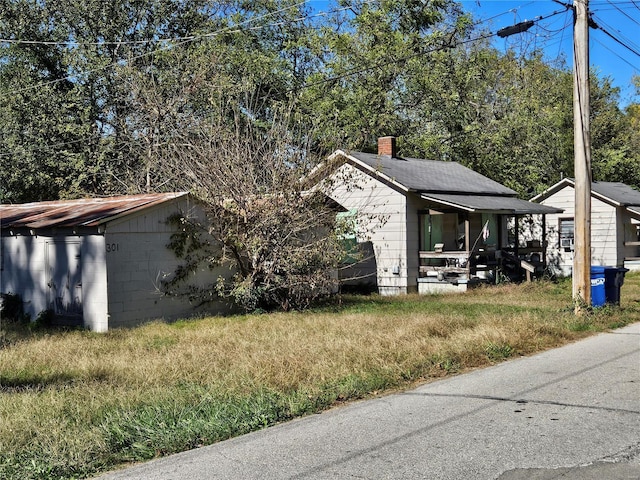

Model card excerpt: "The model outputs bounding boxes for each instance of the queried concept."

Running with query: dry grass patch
[1,274,639,479]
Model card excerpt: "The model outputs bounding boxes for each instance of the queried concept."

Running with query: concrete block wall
[81,235,109,332]
[103,199,228,328]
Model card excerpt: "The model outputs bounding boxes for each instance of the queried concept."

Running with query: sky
[465,0,639,106]
[309,0,640,107]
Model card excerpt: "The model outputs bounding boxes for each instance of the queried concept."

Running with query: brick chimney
[378,136,397,157]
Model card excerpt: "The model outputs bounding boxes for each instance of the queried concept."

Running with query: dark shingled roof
[1,192,188,230]
[348,151,516,195]
[532,178,640,207]
[591,181,640,206]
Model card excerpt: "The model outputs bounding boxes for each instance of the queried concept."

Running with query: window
[336,209,358,264]
[420,213,462,251]
[624,223,640,243]
[559,218,574,250]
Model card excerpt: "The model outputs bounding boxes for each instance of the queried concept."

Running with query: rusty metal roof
[1,192,189,230]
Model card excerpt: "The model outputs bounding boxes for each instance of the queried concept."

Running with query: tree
[299,0,469,154]
[590,75,640,190]
[152,99,346,312]
[0,0,96,202]
[0,0,318,201]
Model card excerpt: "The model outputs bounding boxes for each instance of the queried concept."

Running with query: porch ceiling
[420,193,564,215]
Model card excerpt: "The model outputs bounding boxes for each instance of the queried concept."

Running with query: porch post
[464,217,470,252]
[465,216,470,275]
[514,215,520,257]
[542,214,547,269]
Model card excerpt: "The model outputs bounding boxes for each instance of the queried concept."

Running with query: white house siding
[541,185,619,276]
[592,198,618,266]
[327,163,409,295]
[622,210,640,271]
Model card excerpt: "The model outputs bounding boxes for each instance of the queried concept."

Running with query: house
[322,137,563,294]
[0,192,229,331]
[530,178,640,276]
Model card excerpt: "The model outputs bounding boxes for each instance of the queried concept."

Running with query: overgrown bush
[0,293,28,324]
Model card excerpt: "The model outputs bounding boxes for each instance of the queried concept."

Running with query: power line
[0,4,561,161]
[292,31,498,93]
[294,7,571,93]
[590,14,640,58]
[603,0,640,22]
[592,36,640,72]
[1,0,320,96]
[0,2,355,48]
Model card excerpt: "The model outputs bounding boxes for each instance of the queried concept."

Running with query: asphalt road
[97,323,640,480]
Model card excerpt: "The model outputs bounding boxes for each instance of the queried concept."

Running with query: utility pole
[573,0,592,311]
[497,1,592,311]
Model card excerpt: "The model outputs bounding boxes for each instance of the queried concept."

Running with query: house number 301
[106,243,120,252]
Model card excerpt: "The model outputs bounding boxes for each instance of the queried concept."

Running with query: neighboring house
[322,137,563,295]
[531,178,640,276]
[1,192,228,331]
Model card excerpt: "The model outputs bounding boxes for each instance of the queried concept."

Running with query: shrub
[0,293,28,324]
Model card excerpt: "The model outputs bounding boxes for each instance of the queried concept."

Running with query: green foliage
[2,0,638,204]
[484,342,514,362]
[0,293,28,325]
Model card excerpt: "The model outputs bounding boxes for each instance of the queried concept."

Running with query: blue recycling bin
[604,267,629,305]
[590,266,606,307]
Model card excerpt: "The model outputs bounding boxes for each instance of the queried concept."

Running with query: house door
[46,241,83,326]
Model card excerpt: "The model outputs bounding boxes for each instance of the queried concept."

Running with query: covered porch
[416,193,562,294]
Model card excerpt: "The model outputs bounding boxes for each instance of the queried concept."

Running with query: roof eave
[336,150,410,193]
[421,194,564,215]
[82,191,190,227]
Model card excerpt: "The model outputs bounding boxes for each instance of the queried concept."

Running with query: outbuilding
[1,192,227,331]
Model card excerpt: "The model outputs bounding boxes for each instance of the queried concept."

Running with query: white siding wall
[592,197,618,266]
[542,185,620,276]
[622,210,640,271]
[327,163,409,295]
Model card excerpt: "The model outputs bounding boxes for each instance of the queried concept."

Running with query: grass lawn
[1,275,639,479]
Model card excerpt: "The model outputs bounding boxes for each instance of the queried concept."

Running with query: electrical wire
[1,0,323,96]
[607,0,640,25]
[0,1,355,47]
[291,31,499,93]
[0,0,527,159]
[592,36,640,72]
[591,13,640,58]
